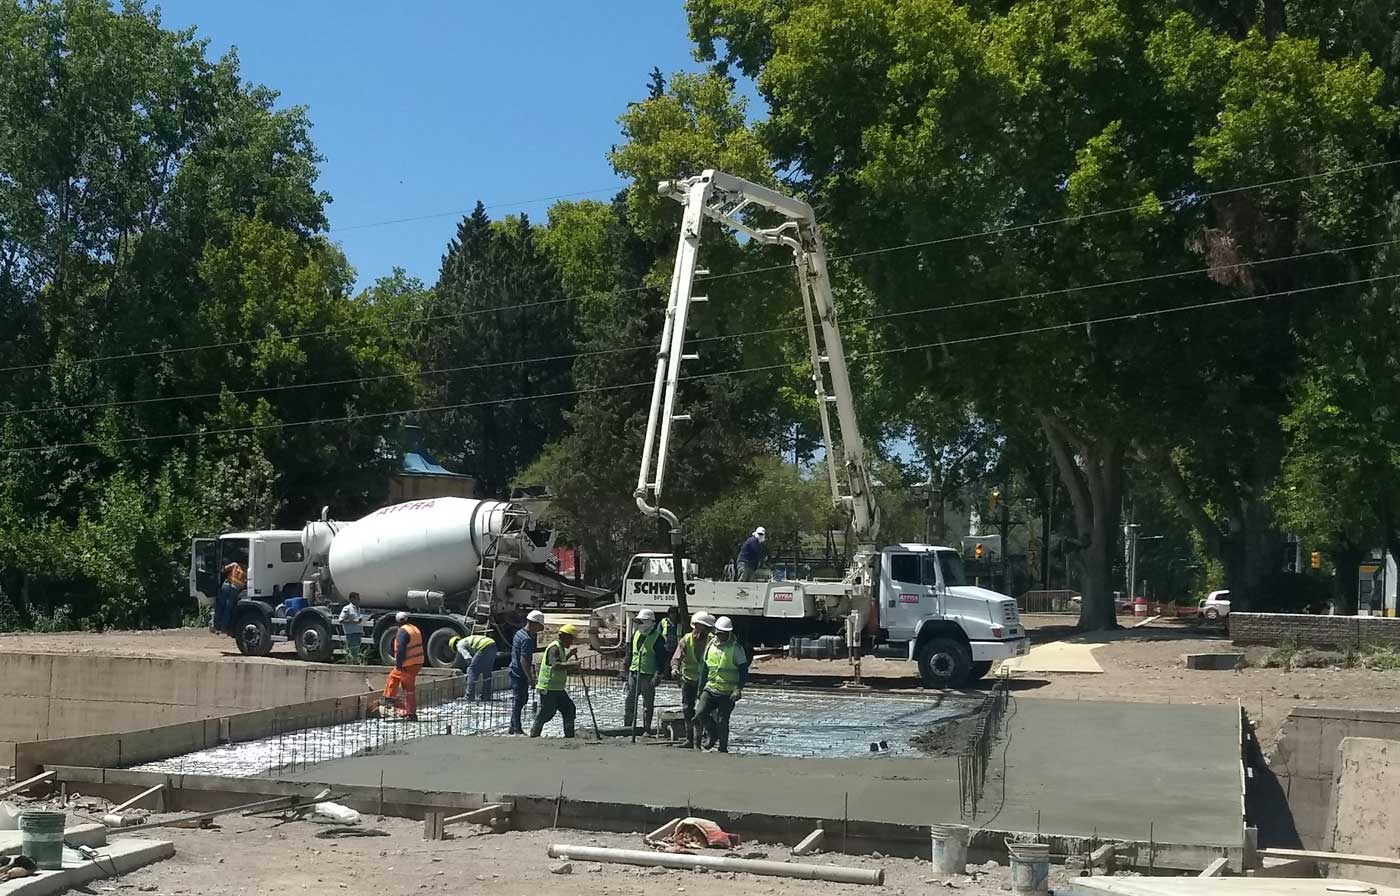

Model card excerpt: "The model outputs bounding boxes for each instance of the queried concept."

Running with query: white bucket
[1007,841,1050,894]
[930,823,970,874]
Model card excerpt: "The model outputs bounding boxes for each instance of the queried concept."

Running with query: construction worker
[381,612,424,721]
[450,632,498,701]
[529,623,581,738]
[671,611,714,748]
[509,610,546,735]
[693,615,749,752]
[660,608,680,673]
[623,608,668,734]
[735,527,766,582]
[214,562,246,634]
[337,593,365,662]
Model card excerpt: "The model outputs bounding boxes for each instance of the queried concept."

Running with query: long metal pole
[547,844,884,886]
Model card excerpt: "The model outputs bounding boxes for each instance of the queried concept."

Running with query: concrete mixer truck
[189,496,603,665]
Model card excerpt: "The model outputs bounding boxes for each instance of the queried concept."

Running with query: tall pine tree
[418,204,576,497]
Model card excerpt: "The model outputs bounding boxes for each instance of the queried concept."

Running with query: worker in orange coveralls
[381,611,424,720]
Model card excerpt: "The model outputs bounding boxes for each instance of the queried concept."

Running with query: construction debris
[548,843,885,886]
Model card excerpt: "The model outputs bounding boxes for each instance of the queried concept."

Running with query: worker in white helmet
[380,611,424,720]
[671,611,715,748]
[623,607,668,734]
[509,609,547,735]
[693,615,749,752]
[735,526,767,582]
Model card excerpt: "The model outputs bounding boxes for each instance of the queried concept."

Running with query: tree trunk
[1333,540,1364,615]
[931,489,948,544]
[1041,414,1122,630]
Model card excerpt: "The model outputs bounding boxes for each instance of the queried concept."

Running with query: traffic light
[1311,550,1322,570]
[989,488,1000,513]
[974,543,984,561]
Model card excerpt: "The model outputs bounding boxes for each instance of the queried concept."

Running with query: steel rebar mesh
[958,678,1010,818]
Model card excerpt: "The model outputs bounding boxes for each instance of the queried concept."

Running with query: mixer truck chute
[602,170,1029,689]
[191,497,606,665]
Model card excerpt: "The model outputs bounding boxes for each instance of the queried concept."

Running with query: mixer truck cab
[189,531,312,612]
[872,544,1028,688]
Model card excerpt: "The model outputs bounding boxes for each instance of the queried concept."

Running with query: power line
[5,156,1395,376]
[327,186,623,233]
[5,270,1386,456]
[7,235,1394,418]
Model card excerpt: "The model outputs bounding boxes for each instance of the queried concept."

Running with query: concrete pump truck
[598,170,1028,688]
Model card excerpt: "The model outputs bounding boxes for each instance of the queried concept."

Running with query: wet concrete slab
[287,697,1242,847]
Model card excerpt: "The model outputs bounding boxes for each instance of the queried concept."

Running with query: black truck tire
[968,660,994,682]
[293,614,335,664]
[917,637,972,689]
[235,611,273,657]
[426,626,463,669]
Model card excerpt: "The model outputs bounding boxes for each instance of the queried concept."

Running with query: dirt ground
[102,814,1087,896]
[6,614,1398,743]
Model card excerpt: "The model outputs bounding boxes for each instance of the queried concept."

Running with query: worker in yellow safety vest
[623,608,669,734]
[529,623,581,738]
[671,611,715,748]
[450,633,498,701]
[693,615,749,753]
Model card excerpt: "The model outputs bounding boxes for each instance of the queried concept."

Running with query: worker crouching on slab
[451,632,498,701]
[693,615,749,752]
[530,623,582,738]
[381,611,424,721]
[624,608,668,735]
[671,611,715,748]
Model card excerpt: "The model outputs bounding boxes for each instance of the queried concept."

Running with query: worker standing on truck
[623,608,668,734]
[693,615,749,752]
[451,633,498,701]
[509,610,545,735]
[530,623,581,738]
[735,527,767,582]
[337,594,364,662]
[381,612,424,721]
[671,611,714,748]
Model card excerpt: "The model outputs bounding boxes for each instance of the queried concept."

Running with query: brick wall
[1229,612,1400,649]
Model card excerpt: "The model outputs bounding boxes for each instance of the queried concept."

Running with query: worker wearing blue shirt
[735,527,766,581]
[509,610,545,735]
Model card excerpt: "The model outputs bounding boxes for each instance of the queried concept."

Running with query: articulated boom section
[635,170,881,549]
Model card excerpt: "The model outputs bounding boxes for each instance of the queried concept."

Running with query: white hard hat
[714,615,734,632]
[692,611,715,627]
[754,526,766,537]
[395,611,408,623]
[637,608,656,622]
[526,610,546,624]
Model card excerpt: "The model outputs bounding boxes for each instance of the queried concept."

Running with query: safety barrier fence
[957,677,1010,818]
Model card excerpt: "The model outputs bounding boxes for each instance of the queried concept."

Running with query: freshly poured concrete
[289,697,1241,846]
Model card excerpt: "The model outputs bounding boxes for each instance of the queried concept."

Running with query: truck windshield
[930,551,967,588]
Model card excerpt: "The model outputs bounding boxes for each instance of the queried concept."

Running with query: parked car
[1197,590,1231,621]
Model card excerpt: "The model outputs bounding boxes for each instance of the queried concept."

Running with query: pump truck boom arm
[635,169,881,549]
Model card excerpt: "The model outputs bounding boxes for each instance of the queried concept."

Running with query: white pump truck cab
[615,543,1027,689]
[611,169,1028,690]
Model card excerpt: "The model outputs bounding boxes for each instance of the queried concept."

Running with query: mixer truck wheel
[235,613,272,657]
[917,637,971,689]
[293,615,335,664]
[968,661,994,682]
[425,627,461,669]
[377,626,400,665]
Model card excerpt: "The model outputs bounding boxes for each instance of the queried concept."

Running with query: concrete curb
[0,837,173,896]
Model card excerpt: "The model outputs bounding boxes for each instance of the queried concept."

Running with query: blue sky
[152,1,721,289]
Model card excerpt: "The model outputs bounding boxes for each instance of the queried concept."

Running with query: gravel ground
[103,814,1091,896]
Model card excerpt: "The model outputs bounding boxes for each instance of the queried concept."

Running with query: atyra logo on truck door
[631,580,697,597]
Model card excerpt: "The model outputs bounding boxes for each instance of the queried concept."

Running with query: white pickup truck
[599,543,1029,688]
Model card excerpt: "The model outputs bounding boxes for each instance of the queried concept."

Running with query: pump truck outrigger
[596,169,1028,689]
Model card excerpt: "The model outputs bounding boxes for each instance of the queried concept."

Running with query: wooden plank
[444,803,508,828]
[424,811,445,841]
[1198,857,1230,878]
[793,828,824,857]
[1259,848,1400,870]
[645,817,680,843]
[0,770,55,797]
[112,784,164,813]
[115,795,296,833]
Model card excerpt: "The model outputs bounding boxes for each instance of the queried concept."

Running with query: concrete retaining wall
[0,653,437,768]
[1326,736,1400,886]
[1230,612,1400,648]
[1269,707,1400,849]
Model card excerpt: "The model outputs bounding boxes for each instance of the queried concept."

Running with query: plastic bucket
[284,596,308,615]
[20,809,66,870]
[930,823,970,874]
[1006,841,1050,895]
